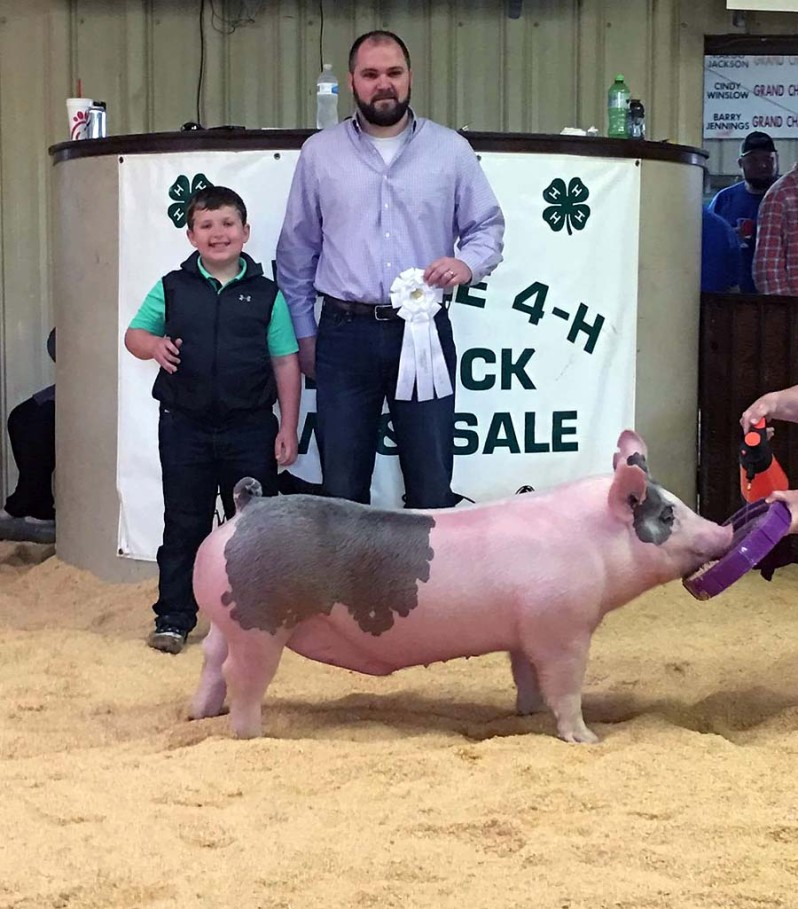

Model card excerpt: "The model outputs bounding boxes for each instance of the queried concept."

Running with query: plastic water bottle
[607,74,630,138]
[316,63,339,129]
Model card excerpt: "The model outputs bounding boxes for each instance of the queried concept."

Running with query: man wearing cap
[708,131,778,293]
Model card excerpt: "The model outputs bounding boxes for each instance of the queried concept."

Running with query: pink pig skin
[189,431,733,744]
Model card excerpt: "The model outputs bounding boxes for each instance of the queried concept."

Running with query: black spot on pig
[626,452,649,475]
[632,483,675,545]
[221,495,436,636]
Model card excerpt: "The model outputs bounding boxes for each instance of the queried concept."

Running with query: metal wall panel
[0,0,796,502]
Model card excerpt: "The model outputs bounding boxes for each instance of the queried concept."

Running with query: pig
[189,430,733,743]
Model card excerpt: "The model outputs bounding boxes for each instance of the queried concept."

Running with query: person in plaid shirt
[753,163,798,295]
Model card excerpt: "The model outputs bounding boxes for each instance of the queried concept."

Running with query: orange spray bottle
[739,418,789,503]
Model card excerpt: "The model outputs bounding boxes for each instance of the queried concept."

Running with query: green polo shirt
[129,257,298,357]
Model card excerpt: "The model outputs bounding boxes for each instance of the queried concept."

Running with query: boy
[125,186,300,654]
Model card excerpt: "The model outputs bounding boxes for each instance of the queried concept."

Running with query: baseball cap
[740,131,776,156]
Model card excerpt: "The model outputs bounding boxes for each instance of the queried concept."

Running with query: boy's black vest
[152,251,278,419]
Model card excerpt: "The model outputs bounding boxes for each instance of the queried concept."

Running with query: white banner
[704,54,798,138]
[117,148,640,560]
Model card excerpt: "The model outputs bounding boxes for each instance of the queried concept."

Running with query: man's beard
[747,174,778,192]
[354,86,411,127]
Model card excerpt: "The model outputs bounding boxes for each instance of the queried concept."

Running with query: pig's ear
[612,429,648,471]
[608,462,648,522]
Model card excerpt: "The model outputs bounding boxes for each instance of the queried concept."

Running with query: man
[277,30,504,508]
[708,130,778,293]
[701,207,741,293]
[753,154,798,295]
[0,328,56,545]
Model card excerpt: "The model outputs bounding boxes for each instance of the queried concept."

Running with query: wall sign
[704,53,798,138]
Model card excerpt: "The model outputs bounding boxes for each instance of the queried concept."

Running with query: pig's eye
[661,505,675,526]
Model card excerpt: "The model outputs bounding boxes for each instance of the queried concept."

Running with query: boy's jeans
[154,406,278,634]
[315,304,459,509]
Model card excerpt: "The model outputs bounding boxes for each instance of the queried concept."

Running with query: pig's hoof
[188,703,229,721]
[232,726,263,740]
[560,727,600,745]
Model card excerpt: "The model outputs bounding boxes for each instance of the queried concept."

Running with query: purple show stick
[683,500,792,600]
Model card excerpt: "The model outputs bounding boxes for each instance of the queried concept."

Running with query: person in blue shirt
[708,131,778,293]
[701,207,742,293]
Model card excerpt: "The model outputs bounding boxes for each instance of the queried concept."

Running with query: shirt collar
[197,256,247,288]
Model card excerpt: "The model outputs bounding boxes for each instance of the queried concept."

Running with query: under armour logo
[239,294,252,302]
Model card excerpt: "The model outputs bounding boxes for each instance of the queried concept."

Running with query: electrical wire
[209,0,264,34]
[319,0,324,71]
[196,0,206,125]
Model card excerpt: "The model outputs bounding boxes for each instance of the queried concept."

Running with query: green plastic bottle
[607,74,630,138]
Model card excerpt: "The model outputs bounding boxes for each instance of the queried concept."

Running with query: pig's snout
[694,520,734,564]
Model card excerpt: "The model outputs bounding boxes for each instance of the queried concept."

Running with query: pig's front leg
[527,636,599,744]
[189,622,229,721]
[224,627,289,738]
[509,651,546,715]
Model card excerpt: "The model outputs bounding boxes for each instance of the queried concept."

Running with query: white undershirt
[367,133,405,165]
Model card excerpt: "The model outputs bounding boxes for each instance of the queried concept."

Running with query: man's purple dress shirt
[276,113,505,339]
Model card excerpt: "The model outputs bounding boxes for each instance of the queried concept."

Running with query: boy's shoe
[147,625,188,654]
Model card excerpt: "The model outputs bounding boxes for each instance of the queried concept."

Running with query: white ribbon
[389,268,454,402]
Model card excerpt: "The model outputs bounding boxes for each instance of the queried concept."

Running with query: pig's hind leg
[189,622,229,721]
[223,627,289,738]
[509,651,546,715]
[523,634,599,744]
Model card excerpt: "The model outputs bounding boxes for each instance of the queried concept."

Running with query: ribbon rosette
[389,268,454,402]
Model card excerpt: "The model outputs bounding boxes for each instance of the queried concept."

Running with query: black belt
[323,295,401,321]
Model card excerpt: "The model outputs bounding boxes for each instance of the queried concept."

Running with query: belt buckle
[374,305,394,321]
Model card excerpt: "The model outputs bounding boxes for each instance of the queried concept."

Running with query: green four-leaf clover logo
[542,177,591,235]
[167,173,214,228]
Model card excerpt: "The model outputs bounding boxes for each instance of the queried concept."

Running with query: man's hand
[424,257,472,290]
[297,336,317,380]
[741,392,781,431]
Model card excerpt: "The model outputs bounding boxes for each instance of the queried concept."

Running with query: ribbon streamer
[389,268,454,402]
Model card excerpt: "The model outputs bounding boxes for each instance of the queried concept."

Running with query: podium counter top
[50,129,707,168]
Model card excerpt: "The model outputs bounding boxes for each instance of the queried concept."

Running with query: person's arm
[276,146,323,374]
[724,218,742,293]
[124,279,182,372]
[124,329,182,373]
[436,139,505,287]
[272,352,300,466]
[266,290,300,465]
[741,385,798,430]
[753,191,790,294]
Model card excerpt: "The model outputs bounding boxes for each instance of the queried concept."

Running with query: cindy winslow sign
[704,54,798,139]
[117,150,640,561]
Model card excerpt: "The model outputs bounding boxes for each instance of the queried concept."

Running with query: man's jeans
[315,304,458,509]
[154,406,278,633]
